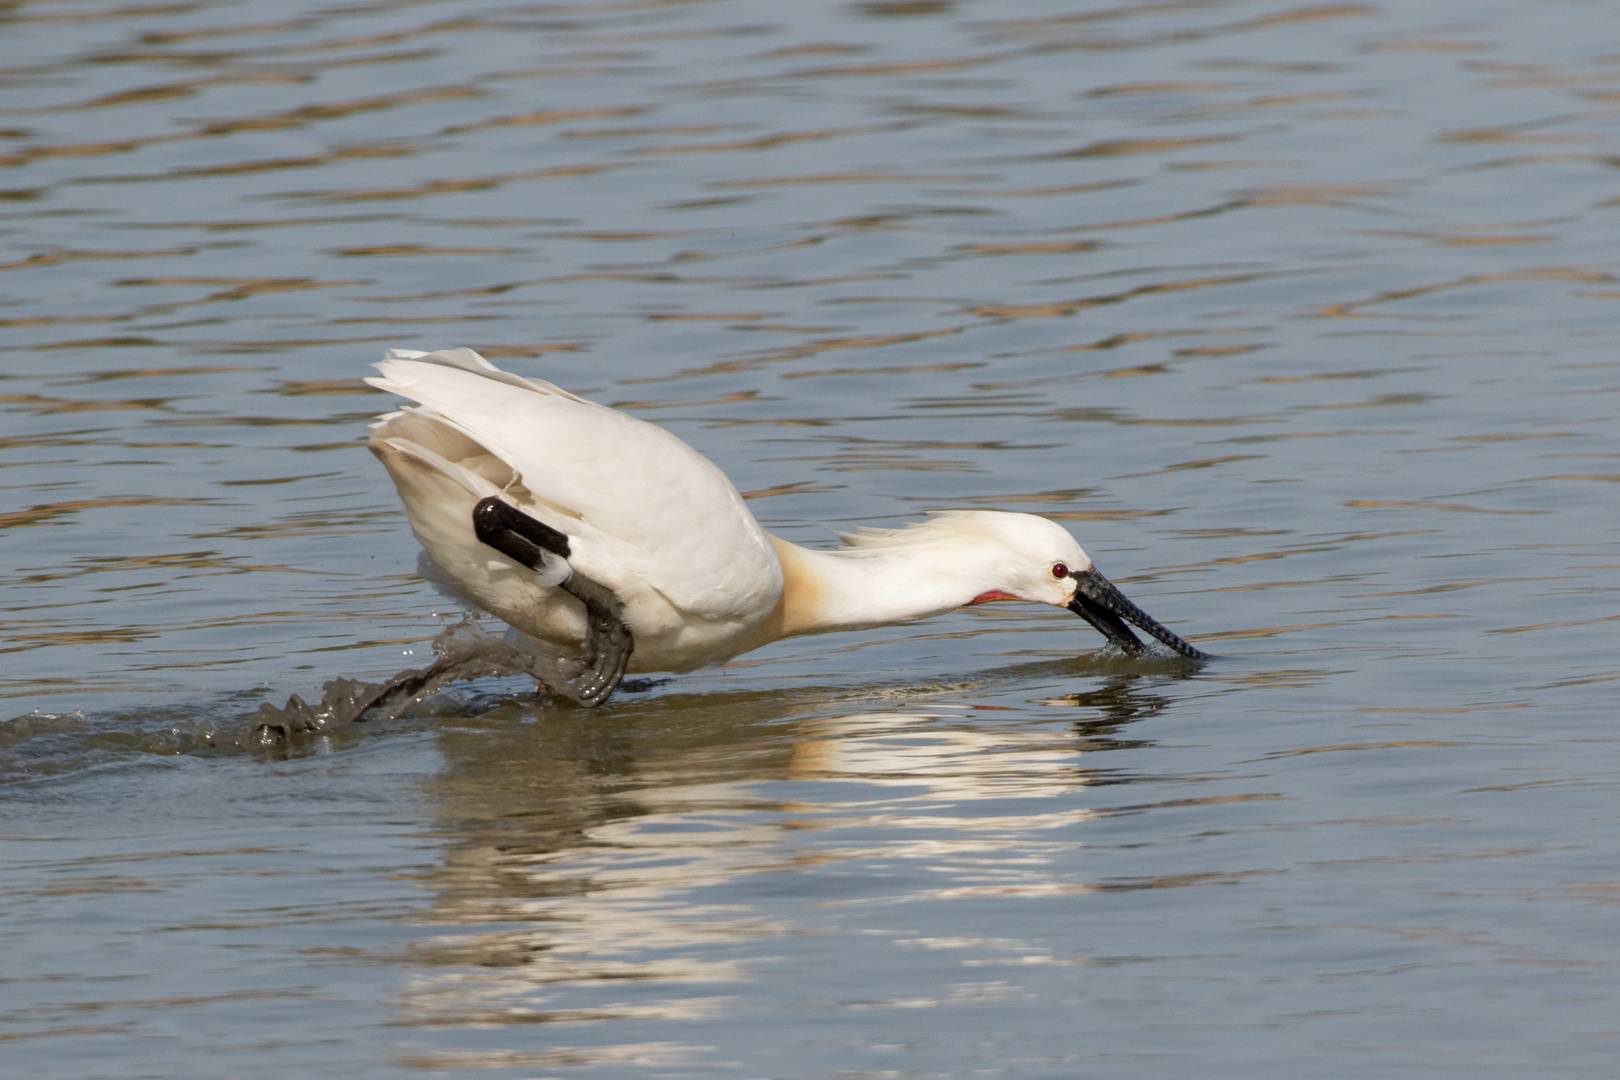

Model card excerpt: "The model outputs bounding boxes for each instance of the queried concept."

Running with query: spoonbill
[367,347,1207,705]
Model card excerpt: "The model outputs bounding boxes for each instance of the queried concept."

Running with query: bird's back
[368,349,783,666]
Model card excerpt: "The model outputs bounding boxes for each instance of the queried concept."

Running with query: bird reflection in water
[396,666,1180,1034]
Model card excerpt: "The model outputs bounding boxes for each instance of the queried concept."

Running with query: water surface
[3,0,1619,1076]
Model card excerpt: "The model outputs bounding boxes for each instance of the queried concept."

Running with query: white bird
[367,347,1206,704]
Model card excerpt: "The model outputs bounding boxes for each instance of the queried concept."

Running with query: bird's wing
[367,348,781,622]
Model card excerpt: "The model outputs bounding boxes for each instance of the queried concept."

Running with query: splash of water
[248,620,590,744]
[0,622,603,776]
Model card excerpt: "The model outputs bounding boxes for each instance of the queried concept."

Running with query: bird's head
[942,511,1209,660]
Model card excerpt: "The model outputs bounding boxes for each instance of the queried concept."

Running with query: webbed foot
[557,571,633,706]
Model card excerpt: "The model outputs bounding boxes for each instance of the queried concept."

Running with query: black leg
[559,572,634,706]
[473,495,570,567]
[470,496,634,706]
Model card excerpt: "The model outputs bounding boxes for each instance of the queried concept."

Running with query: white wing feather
[366,348,781,622]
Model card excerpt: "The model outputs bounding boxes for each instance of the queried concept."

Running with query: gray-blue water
[3,1,1618,1076]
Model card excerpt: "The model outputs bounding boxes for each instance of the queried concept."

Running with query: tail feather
[370,347,591,404]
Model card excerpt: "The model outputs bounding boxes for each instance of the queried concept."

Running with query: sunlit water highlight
[2,0,1618,1077]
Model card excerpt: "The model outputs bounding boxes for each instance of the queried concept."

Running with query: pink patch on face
[967,590,1018,606]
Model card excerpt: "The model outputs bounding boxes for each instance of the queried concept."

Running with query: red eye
[1051,562,1069,579]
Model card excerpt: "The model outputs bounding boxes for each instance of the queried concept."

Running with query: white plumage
[367,348,1205,697]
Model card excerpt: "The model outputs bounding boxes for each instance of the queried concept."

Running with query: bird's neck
[761,534,982,639]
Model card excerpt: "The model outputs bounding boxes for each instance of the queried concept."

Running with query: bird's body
[368,348,1204,700]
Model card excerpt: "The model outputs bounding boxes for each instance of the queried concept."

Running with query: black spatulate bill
[1066,567,1208,660]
